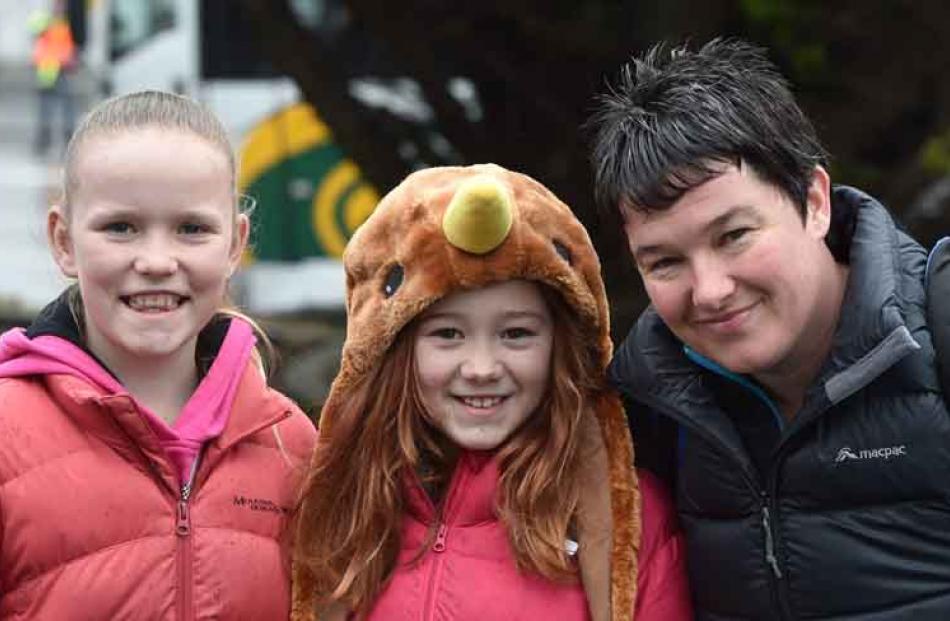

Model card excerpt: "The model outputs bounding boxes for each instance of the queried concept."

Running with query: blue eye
[103,222,134,234]
[179,222,209,235]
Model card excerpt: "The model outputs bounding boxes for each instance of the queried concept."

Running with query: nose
[690,255,736,310]
[132,234,179,277]
[459,341,503,382]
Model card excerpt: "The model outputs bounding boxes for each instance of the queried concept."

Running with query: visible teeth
[461,396,503,409]
[127,293,182,311]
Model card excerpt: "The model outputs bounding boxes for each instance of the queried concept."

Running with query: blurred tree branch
[236,0,409,191]
[237,0,950,338]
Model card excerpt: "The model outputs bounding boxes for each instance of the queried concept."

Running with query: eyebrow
[631,205,757,260]
[83,205,138,220]
[84,204,223,221]
[421,309,549,322]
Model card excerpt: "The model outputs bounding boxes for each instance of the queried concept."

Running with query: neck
[88,338,199,425]
[119,360,198,425]
[755,262,850,421]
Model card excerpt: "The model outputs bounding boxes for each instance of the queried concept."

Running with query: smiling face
[624,163,843,380]
[49,128,248,374]
[414,279,554,452]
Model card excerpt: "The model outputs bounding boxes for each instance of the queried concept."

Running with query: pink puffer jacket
[0,365,316,620]
[364,453,692,621]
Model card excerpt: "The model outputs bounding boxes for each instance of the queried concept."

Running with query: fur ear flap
[574,391,640,621]
[599,391,640,621]
[574,411,614,621]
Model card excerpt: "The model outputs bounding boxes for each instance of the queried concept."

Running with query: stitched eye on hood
[553,240,572,264]
[383,264,404,297]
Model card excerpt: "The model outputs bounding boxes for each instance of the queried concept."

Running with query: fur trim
[292,164,639,619]
[599,392,640,620]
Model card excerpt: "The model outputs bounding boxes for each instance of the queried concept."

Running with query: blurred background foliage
[11,1,941,409]
[235,0,950,341]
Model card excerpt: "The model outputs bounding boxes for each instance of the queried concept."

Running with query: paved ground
[0,62,92,318]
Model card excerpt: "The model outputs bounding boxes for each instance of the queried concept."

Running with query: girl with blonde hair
[0,90,316,618]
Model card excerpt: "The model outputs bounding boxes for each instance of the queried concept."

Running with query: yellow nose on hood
[442,175,513,255]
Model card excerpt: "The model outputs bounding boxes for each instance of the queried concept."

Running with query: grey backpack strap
[927,237,950,397]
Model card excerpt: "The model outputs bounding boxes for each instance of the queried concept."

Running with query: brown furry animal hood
[292,164,640,621]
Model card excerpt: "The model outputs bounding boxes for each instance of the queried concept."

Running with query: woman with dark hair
[291,164,691,621]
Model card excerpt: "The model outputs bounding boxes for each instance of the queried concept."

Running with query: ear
[47,206,78,278]
[804,165,832,239]
[228,213,250,276]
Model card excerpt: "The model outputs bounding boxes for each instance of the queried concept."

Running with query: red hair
[293,285,605,614]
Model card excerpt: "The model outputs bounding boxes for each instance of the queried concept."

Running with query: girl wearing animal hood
[292,164,691,621]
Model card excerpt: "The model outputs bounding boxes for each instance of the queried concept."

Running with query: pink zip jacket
[363,453,692,621]
[0,299,316,619]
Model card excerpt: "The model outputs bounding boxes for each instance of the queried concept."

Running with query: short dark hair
[588,38,828,220]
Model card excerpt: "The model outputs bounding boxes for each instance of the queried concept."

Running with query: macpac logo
[835,445,907,463]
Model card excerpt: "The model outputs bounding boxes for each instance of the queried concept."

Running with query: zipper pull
[177,499,191,536]
[433,523,448,553]
[176,456,200,537]
[761,505,783,578]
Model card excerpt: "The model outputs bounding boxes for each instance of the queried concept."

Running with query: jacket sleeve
[633,469,693,621]
[927,237,950,398]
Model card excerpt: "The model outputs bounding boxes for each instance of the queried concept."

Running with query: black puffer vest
[611,187,950,620]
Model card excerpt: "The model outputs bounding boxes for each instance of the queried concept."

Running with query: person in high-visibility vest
[29,9,77,154]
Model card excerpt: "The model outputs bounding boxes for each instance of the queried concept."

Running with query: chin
[123,337,193,359]
[721,351,783,376]
[696,339,766,373]
[456,439,501,452]
[448,431,506,452]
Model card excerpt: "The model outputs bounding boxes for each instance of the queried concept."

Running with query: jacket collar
[819,186,921,407]
[213,362,293,453]
[26,289,115,379]
[399,416,625,621]
[404,451,497,527]
[44,360,294,494]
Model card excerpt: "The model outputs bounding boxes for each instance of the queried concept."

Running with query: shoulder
[0,377,61,440]
[0,376,77,485]
[926,238,949,322]
[926,238,950,394]
[637,468,680,558]
[232,361,317,458]
[268,389,318,458]
[0,375,55,414]
[609,307,686,398]
[634,468,692,620]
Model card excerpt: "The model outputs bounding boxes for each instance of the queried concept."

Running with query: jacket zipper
[432,523,448,552]
[176,457,200,621]
[759,404,838,621]
[421,523,448,620]
[636,396,791,619]
[421,522,448,620]
[420,458,474,621]
[759,493,792,621]
[760,502,783,579]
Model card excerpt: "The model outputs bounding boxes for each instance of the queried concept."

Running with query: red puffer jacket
[364,453,691,621]
[0,365,316,620]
